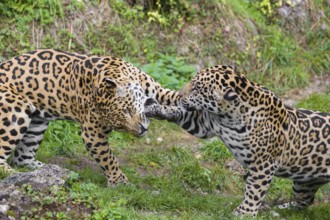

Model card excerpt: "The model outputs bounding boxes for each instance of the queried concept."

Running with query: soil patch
[282,74,330,106]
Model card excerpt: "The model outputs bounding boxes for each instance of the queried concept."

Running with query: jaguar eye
[194,82,202,90]
[123,109,133,116]
[181,100,195,111]
[181,102,188,109]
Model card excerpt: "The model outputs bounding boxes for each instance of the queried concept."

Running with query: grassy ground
[0,0,329,219]
[7,91,323,219]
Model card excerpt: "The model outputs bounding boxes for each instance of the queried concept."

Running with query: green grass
[14,92,325,219]
[296,92,330,113]
[0,0,329,218]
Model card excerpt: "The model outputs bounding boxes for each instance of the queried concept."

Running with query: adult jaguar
[146,65,330,216]
[0,49,180,186]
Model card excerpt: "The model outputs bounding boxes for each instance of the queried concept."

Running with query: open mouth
[115,126,126,132]
[114,124,148,137]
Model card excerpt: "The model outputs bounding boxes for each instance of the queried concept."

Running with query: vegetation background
[0,0,329,219]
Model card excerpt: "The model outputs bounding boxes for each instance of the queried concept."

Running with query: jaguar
[146,65,330,216]
[0,49,180,186]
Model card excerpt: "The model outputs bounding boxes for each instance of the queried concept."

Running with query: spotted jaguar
[146,65,330,216]
[0,49,180,186]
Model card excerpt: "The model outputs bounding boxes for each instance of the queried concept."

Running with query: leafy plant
[112,0,145,20]
[0,0,64,25]
[0,0,86,55]
[140,53,196,89]
[247,0,283,19]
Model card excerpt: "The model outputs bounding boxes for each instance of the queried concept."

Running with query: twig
[68,14,74,51]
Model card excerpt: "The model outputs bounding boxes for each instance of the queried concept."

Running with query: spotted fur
[0,49,179,186]
[146,65,330,216]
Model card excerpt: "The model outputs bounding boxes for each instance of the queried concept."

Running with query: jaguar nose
[138,124,148,136]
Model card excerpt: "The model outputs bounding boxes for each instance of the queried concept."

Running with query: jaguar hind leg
[0,86,33,173]
[278,180,322,210]
[12,116,49,169]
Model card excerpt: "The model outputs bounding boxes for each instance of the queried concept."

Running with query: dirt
[48,155,100,174]
[281,74,330,106]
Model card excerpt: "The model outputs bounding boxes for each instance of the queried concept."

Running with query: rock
[224,26,231,33]
[1,164,70,190]
[276,0,309,26]
[277,0,308,19]
[194,153,202,160]
[225,159,246,176]
[0,164,71,219]
[0,204,9,215]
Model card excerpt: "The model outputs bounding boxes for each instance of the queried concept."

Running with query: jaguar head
[179,65,241,115]
[95,76,156,136]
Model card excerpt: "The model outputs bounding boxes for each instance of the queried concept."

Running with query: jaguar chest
[210,115,253,168]
[225,139,253,168]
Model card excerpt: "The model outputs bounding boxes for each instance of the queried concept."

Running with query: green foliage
[21,178,128,220]
[39,121,84,160]
[112,0,145,20]
[0,167,10,180]
[145,0,191,26]
[200,140,232,162]
[247,26,310,94]
[220,0,329,95]
[84,21,158,60]
[146,0,198,27]
[0,0,85,56]
[248,0,283,18]
[106,24,141,56]
[140,53,196,89]
[72,183,128,220]
[0,0,64,25]
[112,0,201,32]
[296,93,330,113]
[303,28,330,75]
[173,160,213,191]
